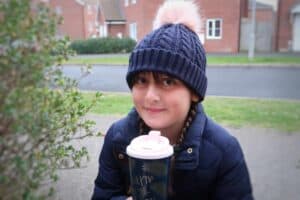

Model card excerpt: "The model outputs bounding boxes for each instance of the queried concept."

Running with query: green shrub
[0,0,100,199]
[70,37,136,54]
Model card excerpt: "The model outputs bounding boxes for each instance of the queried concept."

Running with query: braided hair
[138,102,198,146]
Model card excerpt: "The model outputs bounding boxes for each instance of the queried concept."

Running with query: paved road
[62,65,300,100]
[52,115,300,200]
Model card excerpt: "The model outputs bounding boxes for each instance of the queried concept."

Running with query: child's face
[131,72,198,136]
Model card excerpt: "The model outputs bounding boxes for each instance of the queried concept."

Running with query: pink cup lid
[126,130,174,160]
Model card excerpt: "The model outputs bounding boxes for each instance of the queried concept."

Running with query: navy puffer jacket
[92,104,253,200]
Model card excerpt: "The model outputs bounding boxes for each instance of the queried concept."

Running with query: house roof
[99,0,125,21]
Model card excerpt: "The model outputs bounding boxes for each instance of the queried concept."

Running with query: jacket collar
[112,104,207,170]
[112,108,140,147]
[174,104,206,170]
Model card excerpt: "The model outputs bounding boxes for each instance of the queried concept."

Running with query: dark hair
[130,71,174,87]
[130,71,203,102]
[138,101,198,146]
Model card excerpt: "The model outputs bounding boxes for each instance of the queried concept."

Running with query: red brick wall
[108,24,126,38]
[276,0,300,51]
[38,0,250,52]
[83,4,99,38]
[240,0,249,18]
[123,0,164,41]
[98,8,126,38]
[197,0,244,53]
[49,0,85,40]
[140,0,164,39]
[123,0,246,53]
[98,9,105,25]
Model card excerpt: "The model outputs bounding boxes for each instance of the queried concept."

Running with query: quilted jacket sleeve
[91,125,128,200]
[213,137,254,200]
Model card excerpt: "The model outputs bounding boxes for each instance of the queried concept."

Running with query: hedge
[70,37,136,54]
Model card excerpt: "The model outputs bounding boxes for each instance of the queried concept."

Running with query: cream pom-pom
[153,1,202,34]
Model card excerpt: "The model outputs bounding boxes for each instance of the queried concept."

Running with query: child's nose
[145,84,160,102]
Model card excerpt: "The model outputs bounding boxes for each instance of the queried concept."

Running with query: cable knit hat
[126,1,207,100]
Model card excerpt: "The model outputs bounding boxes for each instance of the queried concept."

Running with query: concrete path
[52,114,300,200]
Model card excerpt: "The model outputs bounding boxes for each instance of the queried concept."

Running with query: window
[131,0,137,4]
[206,19,222,39]
[125,0,128,7]
[88,22,93,33]
[99,25,107,37]
[55,6,62,15]
[129,23,137,41]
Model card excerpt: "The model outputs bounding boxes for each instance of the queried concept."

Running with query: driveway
[52,114,300,200]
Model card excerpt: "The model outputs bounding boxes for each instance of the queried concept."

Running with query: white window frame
[99,24,107,37]
[124,0,128,7]
[88,22,93,33]
[206,19,222,39]
[87,5,93,15]
[129,23,137,41]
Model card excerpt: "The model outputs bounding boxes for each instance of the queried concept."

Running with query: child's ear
[191,93,200,103]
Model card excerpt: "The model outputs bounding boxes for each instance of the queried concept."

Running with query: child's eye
[134,76,147,85]
[162,78,176,86]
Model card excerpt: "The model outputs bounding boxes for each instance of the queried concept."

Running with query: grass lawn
[206,56,300,65]
[67,56,129,65]
[83,92,300,132]
[66,55,300,66]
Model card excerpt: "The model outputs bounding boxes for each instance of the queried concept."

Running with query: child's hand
[126,197,132,200]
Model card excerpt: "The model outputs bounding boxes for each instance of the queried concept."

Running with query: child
[92,1,253,200]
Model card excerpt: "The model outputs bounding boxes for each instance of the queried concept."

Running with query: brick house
[98,0,164,41]
[276,0,300,52]
[119,0,248,53]
[121,0,164,41]
[120,0,300,52]
[98,0,126,38]
[41,0,100,40]
[42,0,299,52]
[195,0,248,53]
[42,0,248,53]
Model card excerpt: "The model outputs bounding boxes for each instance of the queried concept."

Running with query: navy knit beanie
[126,1,207,100]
